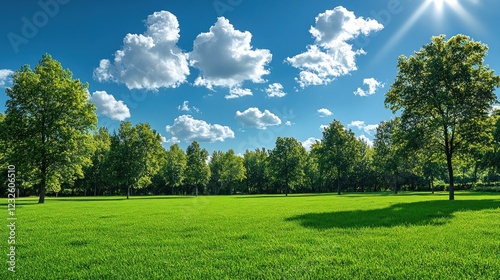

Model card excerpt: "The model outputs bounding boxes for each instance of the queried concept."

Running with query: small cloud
[159,134,168,143]
[285,121,293,126]
[166,115,234,143]
[302,137,321,151]
[317,108,333,117]
[235,107,281,130]
[0,69,14,87]
[354,78,384,96]
[265,83,286,98]
[225,88,253,99]
[349,120,378,135]
[358,135,374,147]
[90,91,131,121]
[178,101,200,113]
[166,137,180,144]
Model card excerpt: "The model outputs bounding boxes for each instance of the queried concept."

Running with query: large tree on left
[3,54,97,203]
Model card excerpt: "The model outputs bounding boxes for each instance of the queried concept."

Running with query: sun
[373,0,481,64]
[432,0,459,13]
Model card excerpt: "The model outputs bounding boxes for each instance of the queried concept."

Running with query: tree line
[1,34,499,203]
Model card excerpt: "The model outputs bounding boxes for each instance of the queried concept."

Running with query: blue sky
[1,0,499,154]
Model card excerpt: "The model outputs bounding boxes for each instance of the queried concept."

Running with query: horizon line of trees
[4,113,500,198]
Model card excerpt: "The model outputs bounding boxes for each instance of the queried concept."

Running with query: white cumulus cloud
[302,137,321,151]
[287,6,383,88]
[225,88,253,99]
[354,78,384,96]
[189,17,272,90]
[94,11,190,91]
[349,120,379,135]
[317,108,333,117]
[166,115,234,143]
[235,107,281,130]
[265,83,286,98]
[0,69,14,87]
[90,91,131,121]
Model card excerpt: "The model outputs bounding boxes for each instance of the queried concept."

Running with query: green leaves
[219,149,246,194]
[185,141,211,193]
[268,137,308,195]
[385,34,500,200]
[316,120,360,194]
[162,144,187,189]
[109,122,164,197]
[3,54,97,202]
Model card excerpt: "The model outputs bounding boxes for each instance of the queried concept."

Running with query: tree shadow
[234,193,340,199]
[48,196,192,202]
[285,199,500,229]
[0,200,39,207]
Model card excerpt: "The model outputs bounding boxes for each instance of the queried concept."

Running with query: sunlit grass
[1,192,499,279]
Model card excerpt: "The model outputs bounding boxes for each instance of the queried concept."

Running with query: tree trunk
[127,186,130,199]
[446,153,455,200]
[473,163,478,184]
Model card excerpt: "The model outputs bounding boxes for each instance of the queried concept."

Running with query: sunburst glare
[373,0,481,64]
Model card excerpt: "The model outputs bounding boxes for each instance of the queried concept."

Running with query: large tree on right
[385,34,500,200]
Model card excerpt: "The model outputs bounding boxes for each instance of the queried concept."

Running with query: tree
[208,150,224,194]
[0,114,7,169]
[220,149,246,195]
[351,137,374,192]
[243,148,268,194]
[3,54,97,203]
[483,110,500,176]
[109,122,164,199]
[268,137,307,196]
[372,119,406,194]
[162,144,187,195]
[303,150,320,193]
[385,34,500,200]
[81,127,112,196]
[317,120,360,195]
[185,141,210,196]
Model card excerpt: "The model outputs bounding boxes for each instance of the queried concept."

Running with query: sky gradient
[1,0,499,154]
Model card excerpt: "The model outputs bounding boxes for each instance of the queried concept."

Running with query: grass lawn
[1,192,499,279]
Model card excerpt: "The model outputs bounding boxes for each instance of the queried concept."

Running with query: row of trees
[9,111,500,199]
[1,34,499,202]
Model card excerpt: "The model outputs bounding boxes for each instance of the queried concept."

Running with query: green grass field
[2,192,499,279]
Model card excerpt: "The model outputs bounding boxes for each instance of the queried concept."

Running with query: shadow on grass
[48,196,193,202]
[0,200,39,207]
[285,199,500,229]
[234,193,341,199]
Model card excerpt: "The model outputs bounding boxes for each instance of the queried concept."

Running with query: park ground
[1,192,499,279]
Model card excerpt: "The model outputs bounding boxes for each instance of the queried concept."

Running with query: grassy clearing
[2,192,499,279]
